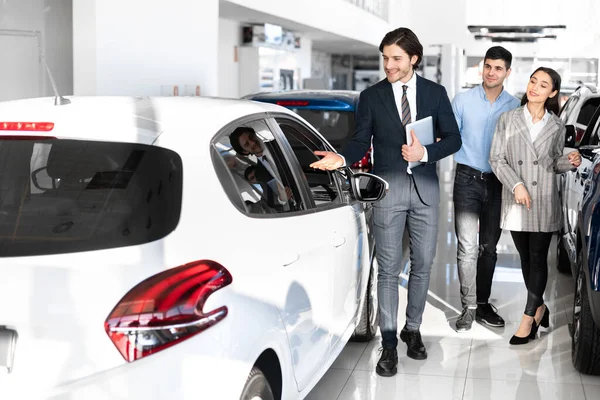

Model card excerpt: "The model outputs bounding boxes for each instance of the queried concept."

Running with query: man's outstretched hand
[310,151,344,171]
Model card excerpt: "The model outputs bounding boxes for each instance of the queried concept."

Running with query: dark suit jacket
[342,75,461,205]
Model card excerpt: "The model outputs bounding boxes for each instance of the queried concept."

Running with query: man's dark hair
[484,46,513,69]
[229,127,256,155]
[379,27,423,69]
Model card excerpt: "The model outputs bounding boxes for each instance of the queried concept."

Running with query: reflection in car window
[559,95,579,122]
[211,119,304,215]
[274,118,341,208]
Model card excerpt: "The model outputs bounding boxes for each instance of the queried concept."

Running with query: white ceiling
[218,0,379,55]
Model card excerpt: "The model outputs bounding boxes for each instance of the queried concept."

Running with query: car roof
[0,96,296,144]
[245,90,360,104]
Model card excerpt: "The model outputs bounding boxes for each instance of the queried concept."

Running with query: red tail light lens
[104,260,233,362]
[0,122,54,131]
[276,100,309,107]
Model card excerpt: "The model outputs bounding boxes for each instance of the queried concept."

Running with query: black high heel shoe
[510,318,537,345]
[540,306,550,328]
[528,306,550,339]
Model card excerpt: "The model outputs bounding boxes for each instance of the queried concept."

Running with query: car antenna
[38,45,71,106]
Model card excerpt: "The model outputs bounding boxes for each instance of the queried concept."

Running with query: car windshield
[0,138,182,257]
[290,109,356,151]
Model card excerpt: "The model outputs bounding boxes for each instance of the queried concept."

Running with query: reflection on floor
[306,168,600,400]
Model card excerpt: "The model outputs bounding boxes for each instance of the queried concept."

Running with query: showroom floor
[306,167,600,400]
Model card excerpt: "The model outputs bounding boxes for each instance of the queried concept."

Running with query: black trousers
[510,231,554,316]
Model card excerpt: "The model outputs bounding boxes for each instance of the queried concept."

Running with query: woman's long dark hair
[520,67,562,115]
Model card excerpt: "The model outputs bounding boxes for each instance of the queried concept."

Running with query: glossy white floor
[306,167,600,400]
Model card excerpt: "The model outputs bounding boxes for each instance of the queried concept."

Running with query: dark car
[243,90,372,172]
[557,105,600,375]
[557,84,600,273]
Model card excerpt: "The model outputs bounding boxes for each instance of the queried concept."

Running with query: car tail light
[104,260,233,362]
[0,122,54,131]
[276,100,309,107]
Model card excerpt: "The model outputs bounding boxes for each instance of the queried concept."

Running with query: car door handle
[281,252,300,267]
[577,168,589,181]
[331,235,346,248]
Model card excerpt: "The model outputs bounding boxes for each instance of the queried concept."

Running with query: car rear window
[291,109,356,150]
[0,138,182,257]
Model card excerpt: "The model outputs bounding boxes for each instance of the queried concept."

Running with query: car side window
[559,95,579,122]
[211,119,304,215]
[580,108,600,147]
[589,117,600,147]
[274,117,342,208]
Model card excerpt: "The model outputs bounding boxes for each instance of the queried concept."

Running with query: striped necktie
[401,85,411,128]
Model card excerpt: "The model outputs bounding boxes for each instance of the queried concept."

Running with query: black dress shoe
[376,347,398,377]
[476,303,505,327]
[400,328,427,360]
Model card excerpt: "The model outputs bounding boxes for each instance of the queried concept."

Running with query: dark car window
[581,107,600,146]
[211,119,304,216]
[291,109,356,149]
[576,98,600,126]
[274,117,342,208]
[0,138,182,257]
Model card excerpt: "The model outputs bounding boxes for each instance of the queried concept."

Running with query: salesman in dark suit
[310,27,461,377]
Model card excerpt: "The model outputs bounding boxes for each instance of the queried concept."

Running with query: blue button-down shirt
[452,84,520,172]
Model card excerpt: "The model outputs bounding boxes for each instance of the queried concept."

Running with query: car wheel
[556,233,571,274]
[351,249,379,342]
[572,253,600,375]
[240,366,275,400]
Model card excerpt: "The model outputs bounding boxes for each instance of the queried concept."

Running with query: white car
[0,96,387,400]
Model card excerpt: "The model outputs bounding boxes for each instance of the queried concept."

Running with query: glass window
[291,109,356,149]
[559,95,579,121]
[274,118,342,208]
[0,138,183,257]
[211,119,304,215]
[576,98,600,126]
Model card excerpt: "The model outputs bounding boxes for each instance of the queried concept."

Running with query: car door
[565,106,600,250]
[269,115,366,350]
[211,116,337,393]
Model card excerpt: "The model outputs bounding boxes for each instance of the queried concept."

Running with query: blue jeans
[374,174,438,348]
[453,164,502,309]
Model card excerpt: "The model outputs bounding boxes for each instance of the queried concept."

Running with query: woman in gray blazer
[490,67,581,345]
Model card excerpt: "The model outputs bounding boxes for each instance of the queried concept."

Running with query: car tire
[351,250,379,342]
[240,366,275,400]
[557,233,572,274]
[572,253,600,375]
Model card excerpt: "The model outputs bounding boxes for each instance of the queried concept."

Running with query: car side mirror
[351,172,389,203]
[565,125,576,148]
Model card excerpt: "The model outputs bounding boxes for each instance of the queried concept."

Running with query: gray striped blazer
[490,106,574,232]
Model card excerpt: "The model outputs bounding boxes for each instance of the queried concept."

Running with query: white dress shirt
[392,71,428,173]
[339,71,428,170]
[523,105,550,142]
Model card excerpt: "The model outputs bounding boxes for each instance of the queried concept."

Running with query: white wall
[296,37,313,89]
[218,18,241,98]
[238,47,260,97]
[224,0,392,49]
[0,0,73,100]
[74,0,219,96]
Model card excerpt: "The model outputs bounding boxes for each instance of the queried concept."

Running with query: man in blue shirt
[452,46,521,331]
